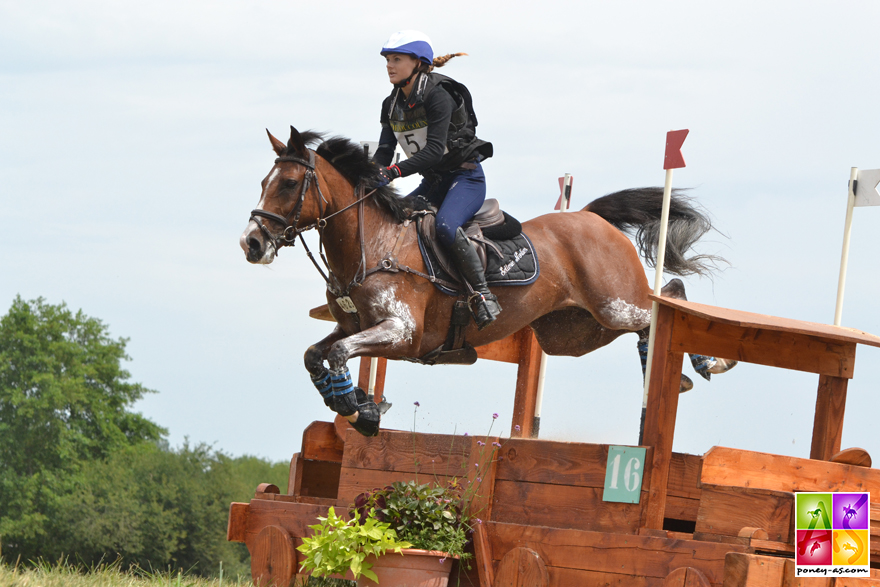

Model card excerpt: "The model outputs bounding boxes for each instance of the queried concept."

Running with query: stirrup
[468,291,501,330]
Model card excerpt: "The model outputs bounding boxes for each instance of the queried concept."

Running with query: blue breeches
[407,163,486,247]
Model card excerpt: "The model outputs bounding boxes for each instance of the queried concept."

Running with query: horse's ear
[267,129,287,156]
[287,125,307,157]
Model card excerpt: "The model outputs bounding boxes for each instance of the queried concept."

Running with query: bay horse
[240,126,734,436]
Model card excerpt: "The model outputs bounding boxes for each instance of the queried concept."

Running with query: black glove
[375,165,401,187]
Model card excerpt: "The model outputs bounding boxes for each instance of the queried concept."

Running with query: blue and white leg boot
[330,367,380,437]
[310,370,335,409]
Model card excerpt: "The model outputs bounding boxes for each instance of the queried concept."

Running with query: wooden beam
[300,420,344,462]
[511,328,543,438]
[467,434,500,523]
[642,304,683,529]
[476,329,526,364]
[810,375,848,460]
[227,502,249,542]
[357,356,388,400]
[287,452,303,497]
[472,522,495,587]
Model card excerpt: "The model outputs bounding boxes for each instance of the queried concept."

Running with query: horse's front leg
[310,317,417,437]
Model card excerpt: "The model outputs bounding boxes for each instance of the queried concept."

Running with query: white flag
[854,169,880,207]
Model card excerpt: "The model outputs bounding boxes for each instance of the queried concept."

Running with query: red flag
[663,129,689,170]
[554,176,574,210]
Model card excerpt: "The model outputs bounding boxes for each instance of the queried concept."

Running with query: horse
[239,126,734,436]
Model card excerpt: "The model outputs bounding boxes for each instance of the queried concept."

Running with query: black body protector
[385,72,493,173]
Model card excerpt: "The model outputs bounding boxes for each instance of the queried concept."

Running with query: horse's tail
[583,187,724,277]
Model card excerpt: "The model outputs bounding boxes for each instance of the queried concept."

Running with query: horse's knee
[304,345,325,375]
[326,342,351,372]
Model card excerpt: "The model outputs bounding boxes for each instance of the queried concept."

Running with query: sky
[2,0,879,465]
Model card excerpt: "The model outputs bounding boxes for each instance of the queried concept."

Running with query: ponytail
[432,52,468,68]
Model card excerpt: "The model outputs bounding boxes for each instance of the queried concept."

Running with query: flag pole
[833,167,859,327]
[639,129,688,445]
[531,173,572,437]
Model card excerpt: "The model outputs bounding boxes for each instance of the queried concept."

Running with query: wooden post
[511,329,543,438]
[810,375,849,461]
[641,304,683,529]
[357,356,387,401]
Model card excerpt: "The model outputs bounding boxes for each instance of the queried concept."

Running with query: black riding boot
[449,227,502,329]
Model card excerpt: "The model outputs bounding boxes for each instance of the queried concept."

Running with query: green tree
[0,296,165,558]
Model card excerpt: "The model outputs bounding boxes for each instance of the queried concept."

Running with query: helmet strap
[394,68,421,89]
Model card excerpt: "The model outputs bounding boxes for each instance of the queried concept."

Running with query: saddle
[415,199,539,296]
[408,199,540,366]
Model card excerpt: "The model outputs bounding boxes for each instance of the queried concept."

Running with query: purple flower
[476,477,482,482]
[514,425,521,432]
[463,432,468,436]
[493,441,501,448]
[414,401,420,407]
[476,518,483,524]
[477,440,485,446]
[475,463,479,468]
[492,413,498,419]
[439,557,446,564]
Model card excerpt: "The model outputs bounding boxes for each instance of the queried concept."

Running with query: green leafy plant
[297,507,411,582]
[352,481,470,560]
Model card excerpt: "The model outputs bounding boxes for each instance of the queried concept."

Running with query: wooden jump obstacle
[229,296,880,587]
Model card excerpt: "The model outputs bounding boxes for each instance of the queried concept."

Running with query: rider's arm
[394,88,454,177]
[372,97,397,167]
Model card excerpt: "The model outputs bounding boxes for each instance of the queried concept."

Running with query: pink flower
[493,442,501,448]
[475,463,479,468]
[476,518,483,524]
[476,477,482,482]
[492,413,498,419]
[414,401,420,407]
[463,432,468,436]
[477,440,485,446]
[439,557,446,564]
[514,425,521,432]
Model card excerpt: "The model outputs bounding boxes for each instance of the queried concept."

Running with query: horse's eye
[284,179,299,190]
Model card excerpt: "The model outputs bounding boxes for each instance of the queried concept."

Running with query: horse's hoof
[679,374,693,393]
[350,401,380,437]
[707,358,738,375]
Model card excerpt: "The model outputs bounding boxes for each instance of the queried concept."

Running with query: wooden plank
[495,440,616,486]
[308,304,335,321]
[701,447,880,495]
[666,495,700,523]
[487,522,744,584]
[467,435,500,523]
[244,499,332,541]
[288,453,303,497]
[511,328,543,438]
[642,304,683,529]
[810,375,848,460]
[491,480,644,533]
[342,428,472,477]
[301,420,344,462]
[473,522,494,587]
[476,330,524,364]
[548,567,664,587]
[492,547,549,587]
[650,295,880,350]
[669,452,703,501]
[299,459,341,500]
[695,485,793,543]
[227,502,249,542]
[722,552,787,587]
[337,467,458,506]
[667,311,857,378]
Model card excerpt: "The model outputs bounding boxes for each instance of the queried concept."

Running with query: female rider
[372,30,501,330]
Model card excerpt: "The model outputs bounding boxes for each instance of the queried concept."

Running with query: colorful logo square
[794,492,870,577]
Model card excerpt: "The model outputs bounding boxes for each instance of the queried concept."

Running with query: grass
[0,561,355,587]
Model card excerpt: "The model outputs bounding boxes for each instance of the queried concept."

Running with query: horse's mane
[296,131,409,223]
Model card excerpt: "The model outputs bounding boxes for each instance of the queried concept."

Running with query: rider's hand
[374,165,401,188]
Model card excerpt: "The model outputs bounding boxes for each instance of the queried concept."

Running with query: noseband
[249,150,324,254]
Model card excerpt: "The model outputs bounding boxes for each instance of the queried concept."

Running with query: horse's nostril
[248,236,262,253]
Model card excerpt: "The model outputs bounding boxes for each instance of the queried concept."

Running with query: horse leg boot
[449,227,501,330]
[329,366,380,437]
[636,328,693,393]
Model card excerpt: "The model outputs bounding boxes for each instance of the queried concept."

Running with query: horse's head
[240,125,326,264]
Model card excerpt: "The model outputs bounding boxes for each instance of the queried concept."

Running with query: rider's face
[385,53,420,85]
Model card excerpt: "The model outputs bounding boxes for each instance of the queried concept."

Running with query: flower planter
[357,549,457,587]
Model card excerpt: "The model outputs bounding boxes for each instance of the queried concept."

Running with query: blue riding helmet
[380,30,434,64]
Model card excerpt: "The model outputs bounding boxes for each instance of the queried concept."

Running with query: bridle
[248,149,379,295]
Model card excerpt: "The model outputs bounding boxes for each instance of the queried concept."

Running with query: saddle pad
[416,230,540,296]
